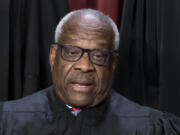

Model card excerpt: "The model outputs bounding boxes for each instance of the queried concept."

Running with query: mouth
[69,80,95,92]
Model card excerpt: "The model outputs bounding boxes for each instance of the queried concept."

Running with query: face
[49,14,118,108]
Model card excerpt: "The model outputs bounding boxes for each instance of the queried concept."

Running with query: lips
[69,80,94,92]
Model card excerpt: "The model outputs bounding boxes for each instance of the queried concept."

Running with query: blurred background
[0,0,180,116]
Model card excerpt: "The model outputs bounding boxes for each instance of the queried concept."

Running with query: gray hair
[55,9,120,50]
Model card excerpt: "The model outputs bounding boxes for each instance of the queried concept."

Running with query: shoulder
[0,86,53,112]
[107,90,180,134]
[108,90,153,117]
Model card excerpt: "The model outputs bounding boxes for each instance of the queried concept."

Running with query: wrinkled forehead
[58,13,114,49]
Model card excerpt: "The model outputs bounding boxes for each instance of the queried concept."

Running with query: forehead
[58,13,114,50]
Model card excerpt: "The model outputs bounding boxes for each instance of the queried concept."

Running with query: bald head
[55,9,119,50]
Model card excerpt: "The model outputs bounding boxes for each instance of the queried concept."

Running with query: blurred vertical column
[0,0,69,101]
[8,0,69,100]
[0,0,10,101]
[159,0,180,116]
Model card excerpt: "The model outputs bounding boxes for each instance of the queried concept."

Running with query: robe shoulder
[109,90,180,135]
[0,86,53,112]
[136,111,180,135]
[0,88,180,135]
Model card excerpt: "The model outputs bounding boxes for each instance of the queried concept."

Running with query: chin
[68,97,94,108]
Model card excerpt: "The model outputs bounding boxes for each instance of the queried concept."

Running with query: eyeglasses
[55,43,118,66]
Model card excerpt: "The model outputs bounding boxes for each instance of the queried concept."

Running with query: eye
[93,54,104,60]
[68,50,79,56]
[92,51,107,61]
[64,47,80,57]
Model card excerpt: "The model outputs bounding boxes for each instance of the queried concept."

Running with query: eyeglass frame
[54,43,119,66]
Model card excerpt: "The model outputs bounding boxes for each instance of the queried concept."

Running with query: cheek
[53,59,74,88]
[96,67,113,90]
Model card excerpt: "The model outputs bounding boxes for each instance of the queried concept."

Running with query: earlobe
[49,45,57,72]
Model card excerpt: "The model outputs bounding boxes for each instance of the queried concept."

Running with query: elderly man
[0,9,179,135]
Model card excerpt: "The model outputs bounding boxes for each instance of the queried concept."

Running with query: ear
[49,45,58,72]
[112,53,119,71]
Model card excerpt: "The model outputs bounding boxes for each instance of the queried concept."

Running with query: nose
[73,52,95,72]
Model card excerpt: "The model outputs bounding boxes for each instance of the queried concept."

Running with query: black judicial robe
[0,86,180,135]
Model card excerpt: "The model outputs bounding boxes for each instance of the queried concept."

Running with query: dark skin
[49,13,118,108]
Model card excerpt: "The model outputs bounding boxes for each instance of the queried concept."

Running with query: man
[0,9,180,135]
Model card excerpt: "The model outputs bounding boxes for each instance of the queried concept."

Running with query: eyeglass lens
[60,44,110,66]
